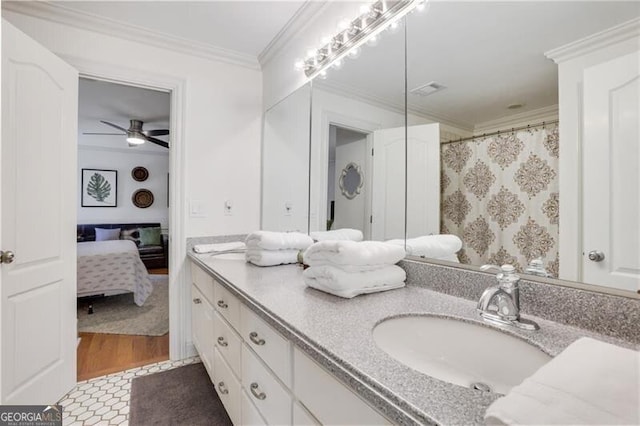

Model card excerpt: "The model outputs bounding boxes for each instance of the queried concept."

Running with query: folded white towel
[387,234,462,259]
[246,231,313,251]
[304,241,406,267]
[245,249,299,267]
[193,241,246,254]
[303,265,406,298]
[485,337,640,426]
[310,228,364,242]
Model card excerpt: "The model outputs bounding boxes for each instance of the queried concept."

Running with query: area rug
[129,363,232,426]
[77,275,169,336]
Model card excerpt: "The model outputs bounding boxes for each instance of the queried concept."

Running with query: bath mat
[77,274,169,336]
[129,363,232,426]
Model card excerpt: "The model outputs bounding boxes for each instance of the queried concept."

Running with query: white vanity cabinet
[190,261,390,425]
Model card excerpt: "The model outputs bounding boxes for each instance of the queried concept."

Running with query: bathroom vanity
[187,244,638,425]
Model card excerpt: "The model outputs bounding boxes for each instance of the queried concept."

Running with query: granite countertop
[187,250,634,425]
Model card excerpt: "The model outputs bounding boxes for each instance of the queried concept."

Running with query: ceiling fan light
[126,130,145,145]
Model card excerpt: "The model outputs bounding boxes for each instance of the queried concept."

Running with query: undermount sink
[372,316,551,394]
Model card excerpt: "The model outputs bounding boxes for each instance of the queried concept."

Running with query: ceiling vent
[410,81,446,97]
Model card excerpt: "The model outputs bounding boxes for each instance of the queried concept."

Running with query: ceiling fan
[83,120,169,148]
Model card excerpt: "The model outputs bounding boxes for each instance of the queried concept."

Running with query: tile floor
[58,356,201,425]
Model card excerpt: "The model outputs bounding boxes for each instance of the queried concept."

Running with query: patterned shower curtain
[440,124,559,277]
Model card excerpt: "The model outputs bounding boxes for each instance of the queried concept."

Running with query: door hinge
[369,215,373,224]
[371,148,374,156]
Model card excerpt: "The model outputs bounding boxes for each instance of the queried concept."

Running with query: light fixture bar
[301,0,423,79]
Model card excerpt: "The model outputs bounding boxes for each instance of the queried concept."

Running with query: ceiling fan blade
[100,120,128,133]
[83,132,125,135]
[144,129,170,136]
[145,135,169,149]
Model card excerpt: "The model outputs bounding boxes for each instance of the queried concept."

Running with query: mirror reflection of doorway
[327,125,370,238]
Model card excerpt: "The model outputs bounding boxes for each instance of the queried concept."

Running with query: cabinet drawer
[191,284,215,381]
[294,347,390,425]
[191,262,215,304]
[242,343,292,426]
[293,402,320,426]
[214,311,242,378]
[240,305,291,387]
[214,349,241,425]
[241,389,267,426]
[214,280,241,330]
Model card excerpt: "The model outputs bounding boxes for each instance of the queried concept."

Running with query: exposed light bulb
[294,60,305,71]
[348,47,361,59]
[332,58,343,69]
[387,20,400,33]
[318,70,328,80]
[367,34,379,46]
[337,19,350,31]
[416,0,427,12]
[359,4,371,14]
[321,35,332,45]
[306,49,316,59]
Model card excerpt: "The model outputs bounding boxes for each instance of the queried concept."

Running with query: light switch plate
[190,199,208,217]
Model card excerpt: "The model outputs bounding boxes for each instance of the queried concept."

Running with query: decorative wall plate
[131,166,149,182]
[132,189,154,208]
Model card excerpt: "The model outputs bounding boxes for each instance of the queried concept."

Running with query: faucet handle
[480,264,502,273]
[481,264,515,273]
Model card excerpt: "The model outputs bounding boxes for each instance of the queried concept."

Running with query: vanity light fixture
[296,0,426,79]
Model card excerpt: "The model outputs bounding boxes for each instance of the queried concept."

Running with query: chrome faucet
[524,257,552,278]
[477,264,539,331]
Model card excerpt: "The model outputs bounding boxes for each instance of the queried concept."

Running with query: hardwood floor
[77,267,170,382]
[77,332,170,382]
[148,267,169,275]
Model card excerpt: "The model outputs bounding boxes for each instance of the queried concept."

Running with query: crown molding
[258,0,329,67]
[545,17,640,64]
[473,104,559,135]
[2,1,260,70]
[314,80,475,132]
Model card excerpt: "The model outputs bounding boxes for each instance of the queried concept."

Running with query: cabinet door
[191,284,215,379]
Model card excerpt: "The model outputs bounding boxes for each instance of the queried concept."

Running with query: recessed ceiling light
[507,103,524,110]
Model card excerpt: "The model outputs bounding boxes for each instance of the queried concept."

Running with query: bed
[77,240,153,306]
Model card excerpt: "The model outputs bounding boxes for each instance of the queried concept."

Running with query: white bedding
[77,240,153,306]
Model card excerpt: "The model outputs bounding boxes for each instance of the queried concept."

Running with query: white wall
[3,10,263,239]
[77,146,169,227]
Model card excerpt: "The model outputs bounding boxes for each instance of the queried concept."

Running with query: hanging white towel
[485,337,640,426]
[245,231,313,251]
[310,228,364,242]
[387,234,462,260]
[303,265,406,298]
[245,249,299,267]
[304,240,406,267]
[193,241,246,254]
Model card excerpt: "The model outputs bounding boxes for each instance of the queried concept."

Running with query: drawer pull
[217,381,229,395]
[217,300,228,309]
[249,332,265,346]
[217,336,228,347]
[193,298,202,304]
[250,383,266,400]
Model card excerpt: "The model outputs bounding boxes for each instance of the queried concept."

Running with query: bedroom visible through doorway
[76,78,171,381]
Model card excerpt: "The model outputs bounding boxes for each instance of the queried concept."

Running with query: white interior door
[371,127,405,241]
[1,20,78,404]
[406,123,440,238]
[582,50,640,292]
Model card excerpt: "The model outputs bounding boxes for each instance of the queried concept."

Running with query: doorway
[327,125,371,239]
[76,78,171,381]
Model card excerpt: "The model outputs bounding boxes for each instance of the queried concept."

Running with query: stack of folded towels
[485,337,639,425]
[302,240,406,298]
[245,231,313,267]
[387,234,462,262]
[310,228,364,242]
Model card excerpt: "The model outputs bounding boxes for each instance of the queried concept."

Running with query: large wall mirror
[261,83,311,233]
[264,1,639,297]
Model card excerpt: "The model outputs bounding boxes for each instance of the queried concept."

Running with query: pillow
[120,228,141,246]
[95,227,121,241]
[139,227,162,247]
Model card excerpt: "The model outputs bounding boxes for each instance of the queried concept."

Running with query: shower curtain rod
[441,119,559,145]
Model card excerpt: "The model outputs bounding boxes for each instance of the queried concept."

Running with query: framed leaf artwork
[81,169,117,207]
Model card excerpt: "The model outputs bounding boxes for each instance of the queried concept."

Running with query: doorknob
[0,250,15,264]
[588,250,605,262]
